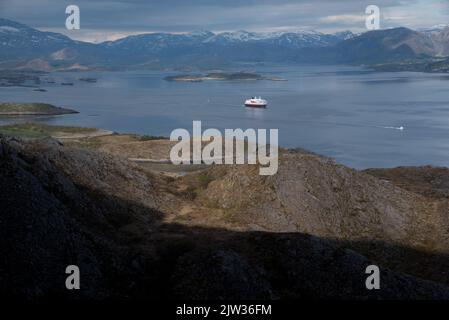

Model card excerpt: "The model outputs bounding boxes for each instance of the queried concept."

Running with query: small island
[165,72,286,82]
[0,103,78,115]
[79,77,98,83]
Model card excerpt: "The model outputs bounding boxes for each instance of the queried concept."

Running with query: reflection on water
[244,107,266,120]
[1,64,449,169]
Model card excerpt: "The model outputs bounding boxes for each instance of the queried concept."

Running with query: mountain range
[1,18,449,70]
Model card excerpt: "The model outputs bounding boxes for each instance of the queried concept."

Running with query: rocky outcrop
[1,137,449,299]
[192,150,449,285]
[197,150,449,250]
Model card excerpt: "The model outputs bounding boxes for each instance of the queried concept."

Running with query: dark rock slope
[1,137,449,300]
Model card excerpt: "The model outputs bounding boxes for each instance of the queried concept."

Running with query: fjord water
[1,64,449,169]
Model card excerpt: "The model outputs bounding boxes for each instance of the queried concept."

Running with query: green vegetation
[198,174,214,189]
[0,103,78,115]
[0,122,96,139]
[139,134,168,141]
[0,103,54,113]
[0,124,49,139]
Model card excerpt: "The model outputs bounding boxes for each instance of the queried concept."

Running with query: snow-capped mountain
[1,17,448,70]
[0,18,77,57]
[334,30,357,40]
[419,24,449,34]
[102,30,214,51]
[0,17,355,62]
[430,26,449,57]
[0,17,101,70]
[102,29,354,49]
[202,29,354,48]
[94,28,357,66]
[0,18,112,71]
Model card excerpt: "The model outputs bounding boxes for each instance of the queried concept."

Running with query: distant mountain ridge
[0,18,90,58]
[0,18,449,70]
[333,27,439,63]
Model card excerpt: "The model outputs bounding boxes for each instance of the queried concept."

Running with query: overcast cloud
[0,0,448,42]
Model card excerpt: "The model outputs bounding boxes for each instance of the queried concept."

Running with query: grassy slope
[0,123,167,149]
[0,123,95,139]
[0,103,77,114]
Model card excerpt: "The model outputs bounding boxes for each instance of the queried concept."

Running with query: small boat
[244,96,267,108]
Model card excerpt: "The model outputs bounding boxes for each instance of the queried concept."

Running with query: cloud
[320,14,365,24]
[0,0,448,41]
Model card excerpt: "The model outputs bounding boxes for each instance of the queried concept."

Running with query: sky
[0,0,448,42]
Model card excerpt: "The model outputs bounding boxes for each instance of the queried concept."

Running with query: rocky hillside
[193,150,448,247]
[183,149,449,285]
[1,136,449,299]
[333,27,437,63]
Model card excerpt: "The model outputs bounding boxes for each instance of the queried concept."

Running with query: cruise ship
[244,97,267,108]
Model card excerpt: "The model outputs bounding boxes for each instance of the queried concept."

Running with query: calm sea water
[1,64,449,169]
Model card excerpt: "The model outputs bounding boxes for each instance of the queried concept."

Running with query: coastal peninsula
[0,103,78,115]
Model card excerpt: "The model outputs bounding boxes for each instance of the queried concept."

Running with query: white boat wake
[377,126,405,131]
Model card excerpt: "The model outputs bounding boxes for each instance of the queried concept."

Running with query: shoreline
[0,103,78,115]
[0,122,448,173]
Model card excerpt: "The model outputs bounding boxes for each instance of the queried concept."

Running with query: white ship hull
[244,97,267,108]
